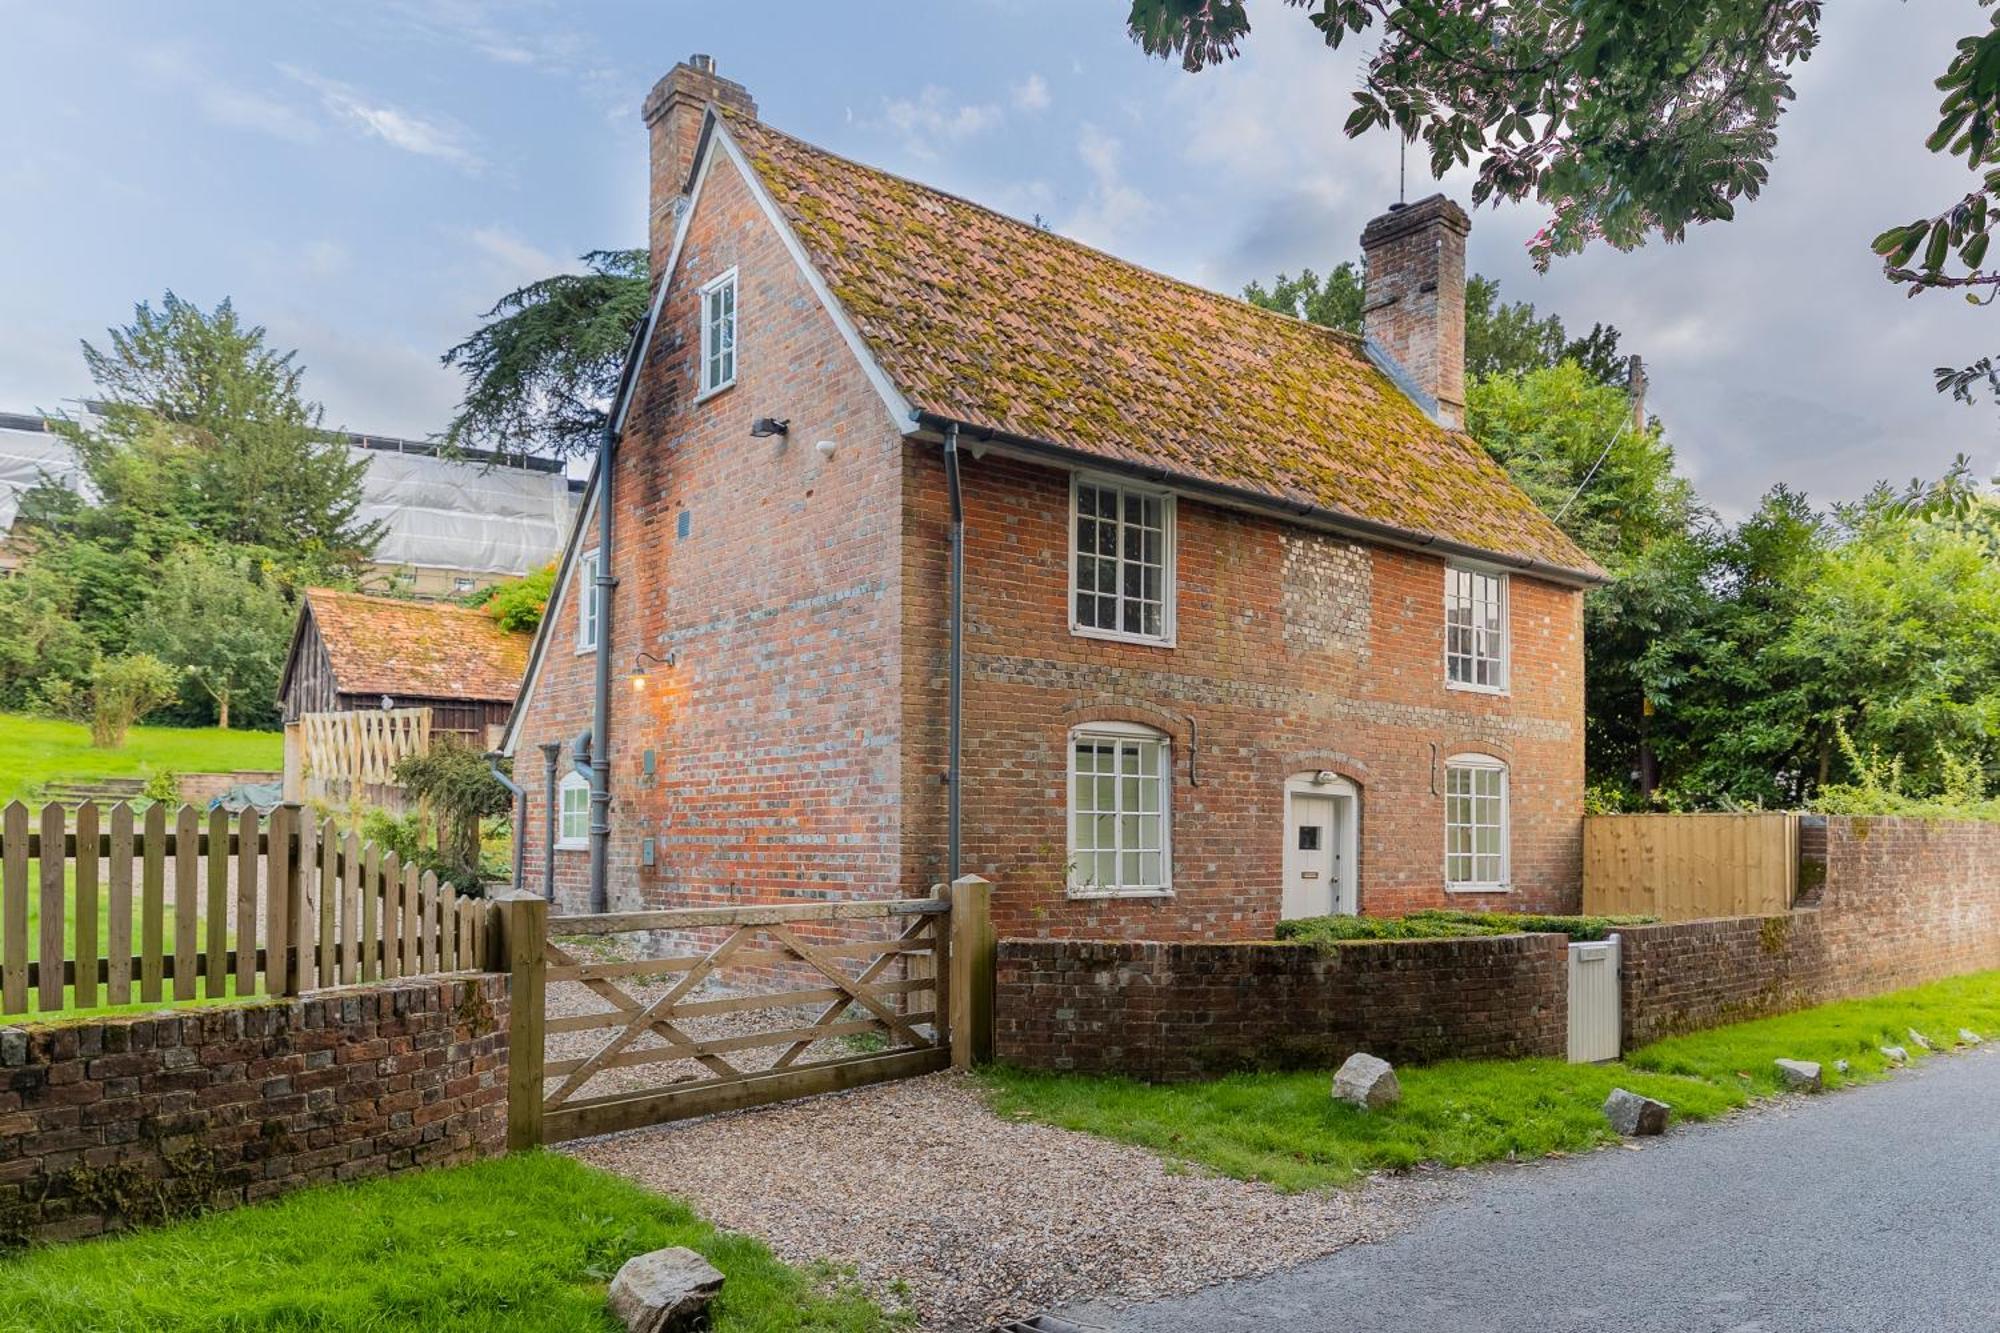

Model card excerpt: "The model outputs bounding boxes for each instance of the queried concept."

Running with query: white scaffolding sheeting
[356,449,576,574]
[0,417,577,577]
[0,422,89,530]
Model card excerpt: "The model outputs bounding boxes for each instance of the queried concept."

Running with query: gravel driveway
[565,1070,1458,1331]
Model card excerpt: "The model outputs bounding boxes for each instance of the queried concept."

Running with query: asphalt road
[1065,1047,2000,1333]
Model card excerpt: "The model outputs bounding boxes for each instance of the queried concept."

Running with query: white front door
[1283,791,1340,920]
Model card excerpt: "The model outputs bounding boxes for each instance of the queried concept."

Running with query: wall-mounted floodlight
[749,417,789,438]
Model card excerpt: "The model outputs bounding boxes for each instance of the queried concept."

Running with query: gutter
[583,300,657,915]
[942,422,964,884]
[909,411,1608,589]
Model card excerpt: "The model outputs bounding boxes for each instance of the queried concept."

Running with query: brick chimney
[641,55,756,288]
[1360,194,1470,429]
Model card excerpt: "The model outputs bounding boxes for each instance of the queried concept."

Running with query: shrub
[1812,723,2000,822]
[141,769,181,805]
[1277,908,1656,946]
[474,563,555,633]
[44,654,182,749]
[391,738,512,893]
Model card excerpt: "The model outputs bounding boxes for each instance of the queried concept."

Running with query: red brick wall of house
[901,450,1586,940]
[511,147,910,915]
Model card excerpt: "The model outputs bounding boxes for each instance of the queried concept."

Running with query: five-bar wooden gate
[494,876,994,1146]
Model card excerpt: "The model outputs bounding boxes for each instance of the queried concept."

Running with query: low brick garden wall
[1618,914,1830,1048]
[0,975,508,1246]
[995,934,1568,1081]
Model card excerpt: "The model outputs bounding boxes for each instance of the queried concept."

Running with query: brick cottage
[502,56,1604,941]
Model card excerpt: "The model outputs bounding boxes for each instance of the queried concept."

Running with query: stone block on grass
[1332,1053,1400,1110]
[1959,1029,1983,1047]
[1908,1029,1935,1052]
[608,1247,725,1333]
[1880,1045,1909,1064]
[1775,1058,1823,1092]
[1602,1088,1669,1137]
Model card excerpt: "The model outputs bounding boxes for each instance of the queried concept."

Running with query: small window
[557,772,590,850]
[1071,477,1174,644]
[1445,565,1507,691]
[1068,722,1171,896]
[576,550,600,653]
[453,577,476,594]
[699,268,737,397]
[1444,754,1508,890]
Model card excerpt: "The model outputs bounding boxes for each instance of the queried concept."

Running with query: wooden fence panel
[174,804,199,1002]
[1,803,22,1014]
[109,803,133,1005]
[235,806,259,997]
[1582,813,1800,920]
[205,806,228,999]
[74,803,98,1010]
[140,803,166,1004]
[37,804,63,1012]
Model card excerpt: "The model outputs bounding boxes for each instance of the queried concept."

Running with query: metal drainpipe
[588,428,618,914]
[943,423,964,884]
[538,741,561,902]
[484,752,526,893]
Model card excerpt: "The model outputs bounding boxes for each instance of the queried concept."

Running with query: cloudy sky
[3,0,1994,516]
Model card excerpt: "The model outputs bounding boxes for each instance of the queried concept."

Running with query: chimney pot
[1360,193,1470,429]
[642,57,757,290]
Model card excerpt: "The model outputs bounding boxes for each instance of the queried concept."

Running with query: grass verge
[980,969,2000,1192]
[0,714,281,808]
[0,1151,901,1332]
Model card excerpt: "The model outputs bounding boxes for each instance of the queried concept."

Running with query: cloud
[465,226,576,288]
[877,87,1004,159]
[135,45,318,143]
[283,65,483,172]
[1063,124,1154,248]
[1012,73,1051,112]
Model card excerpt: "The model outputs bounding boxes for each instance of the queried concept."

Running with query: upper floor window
[1069,722,1172,897]
[1444,753,1508,890]
[557,771,590,850]
[1072,477,1174,645]
[576,550,600,653]
[699,268,737,397]
[1445,564,1507,691]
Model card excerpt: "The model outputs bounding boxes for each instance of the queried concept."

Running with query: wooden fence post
[492,890,547,1150]
[948,874,994,1070]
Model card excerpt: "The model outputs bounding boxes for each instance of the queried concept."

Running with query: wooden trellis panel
[298,708,433,798]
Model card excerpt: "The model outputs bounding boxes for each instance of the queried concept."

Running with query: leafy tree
[47,293,381,576]
[128,548,295,730]
[442,250,650,458]
[1129,2,2000,396]
[1243,261,1365,331]
[0,564,96,711]
[472,562,556,634]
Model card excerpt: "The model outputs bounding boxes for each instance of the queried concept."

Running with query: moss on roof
[304,588,529,703]
[723,112,1600,579]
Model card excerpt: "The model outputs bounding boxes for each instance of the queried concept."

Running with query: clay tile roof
[303,588,530,703]
[724,114,1601,581]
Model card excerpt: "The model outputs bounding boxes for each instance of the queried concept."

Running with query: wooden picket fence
[0,799,490,1018]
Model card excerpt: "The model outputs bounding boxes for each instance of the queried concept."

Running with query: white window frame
[556,771,590,851]
[1444,563,1509,694]
[1066,721,1173,898]
[1443,753,1510,892]
[697,267,738,400]
[1068,473,1177,647]
[575,550,600,654]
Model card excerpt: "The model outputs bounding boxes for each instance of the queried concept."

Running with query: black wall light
[749,417,789,438]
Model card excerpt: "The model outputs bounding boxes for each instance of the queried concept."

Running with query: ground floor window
[1069,722,1170,896]
[1444,754,1508,890]
[557,771,589,850]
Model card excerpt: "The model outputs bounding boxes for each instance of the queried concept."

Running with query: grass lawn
[0,1151,901,1333]
[980,969,2000,1192]
[0,713,282,808]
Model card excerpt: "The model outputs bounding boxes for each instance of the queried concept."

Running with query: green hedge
[1276,908,1656,945]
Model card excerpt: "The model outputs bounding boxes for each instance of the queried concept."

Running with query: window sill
[573,643,597,656]
[1446,679,1509,697]
[694,378,736,405]
[555,842,588,853]
[1070,624,1176,650]
[1067,887,1174,901]
[1445,882,1512,895]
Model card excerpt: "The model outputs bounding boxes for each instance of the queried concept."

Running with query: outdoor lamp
[628,650,676,690]
[748,417,789,438]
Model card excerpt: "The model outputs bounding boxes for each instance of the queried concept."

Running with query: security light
[749,417,789,438]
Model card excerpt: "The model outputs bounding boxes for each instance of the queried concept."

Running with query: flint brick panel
[995,933,1567,1081]
[0,976,507,1246]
